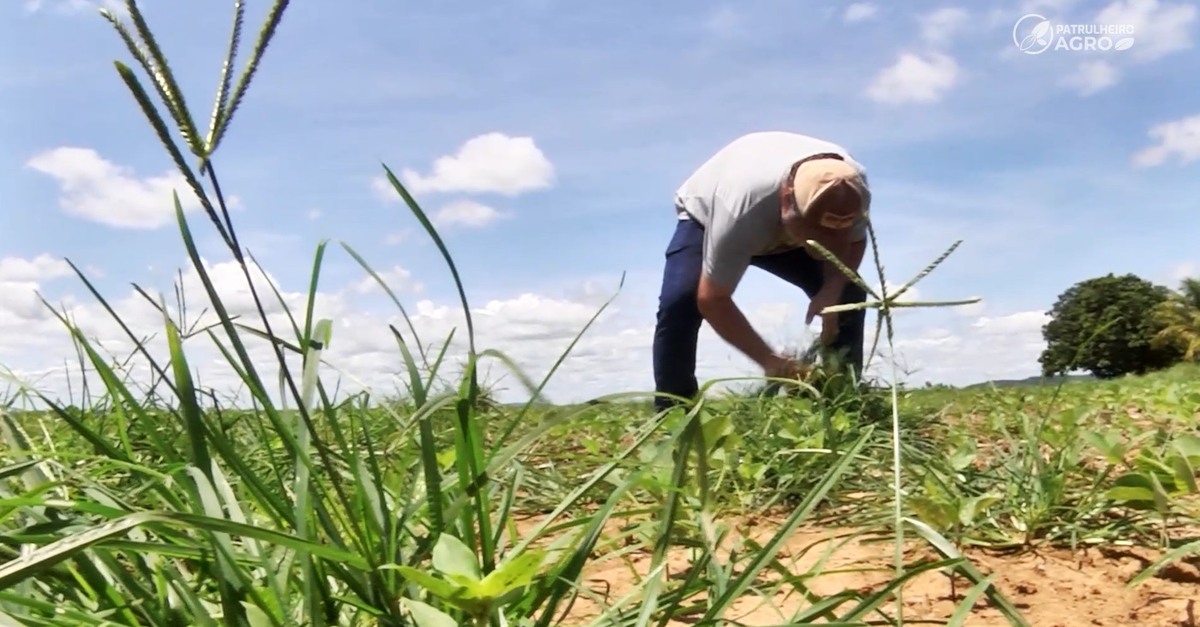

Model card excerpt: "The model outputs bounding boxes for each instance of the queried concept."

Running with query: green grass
[5,363,1200,625]
[2,2,1200,626]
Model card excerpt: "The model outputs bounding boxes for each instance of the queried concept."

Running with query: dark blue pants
[652,218,866,411]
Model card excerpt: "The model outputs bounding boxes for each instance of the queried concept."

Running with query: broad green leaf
[1169,453,1198,494]
[1083,430,1127,465]
[244,602,274,627]
[432,533,481,581]
[1173,434,1200,462]
[389,565,467,600]
[960,494,1001,527]
[1106,472,1158,507]
[477,550,547,599]
[402,599,458,627]
[1148,471,1172,513]
[947,441,977,472]
[910,496,956,531]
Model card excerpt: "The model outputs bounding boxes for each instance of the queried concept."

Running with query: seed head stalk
[807,221,981,625]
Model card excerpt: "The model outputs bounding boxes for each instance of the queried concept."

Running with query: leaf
[1083,429,1126,465]
[904,518,1032,627]
[1133,450,1176,482]
[960,494,1002,527]
[1106,472,1158,508]
[700,414,733,453]
[1129,539,1200,586]
[477,549,547,600]
[909,496,957,531]
[1170,453,1198,494]
[402,599,458,627]
[1147,471,1172,513]
[0,510,372,589]
[947,441,977,472]
[432,534,481,582]
[1173,434,1200,462]
[1114,37,1135,51]
[946,574,997,627]
[390,565,469,601]
[243,602,274,627]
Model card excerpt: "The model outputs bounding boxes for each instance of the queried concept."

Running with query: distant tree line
[1039,273,1200,379]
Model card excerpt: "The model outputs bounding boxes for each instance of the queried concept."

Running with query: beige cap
[791,157,868,232]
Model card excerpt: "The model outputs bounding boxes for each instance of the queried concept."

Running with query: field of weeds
[2,2,1199,626]
[4,361,1200,626]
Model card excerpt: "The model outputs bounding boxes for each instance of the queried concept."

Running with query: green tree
[1039,273,1183,379]
[1150,277,1200,362]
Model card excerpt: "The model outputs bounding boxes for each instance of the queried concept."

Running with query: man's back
[674,132,861,227]
[672,132,866,287]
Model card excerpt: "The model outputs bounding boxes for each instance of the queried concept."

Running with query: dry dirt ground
[516,513,1200,626]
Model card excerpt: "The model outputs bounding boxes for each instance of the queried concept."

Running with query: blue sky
[1,0,1198,405]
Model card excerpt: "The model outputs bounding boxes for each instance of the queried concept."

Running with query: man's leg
[750,248,868,379]
[652,219,706,412]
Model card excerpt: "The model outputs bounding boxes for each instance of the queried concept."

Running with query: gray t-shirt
[674,131,869,288]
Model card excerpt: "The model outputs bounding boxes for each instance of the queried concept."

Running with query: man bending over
[651,131,871,412]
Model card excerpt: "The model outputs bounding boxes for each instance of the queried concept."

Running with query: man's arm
[696,273,780,369]
[821,237,866,292]
[696,206,786,369]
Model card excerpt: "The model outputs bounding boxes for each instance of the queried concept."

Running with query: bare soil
[516,512,1200,626]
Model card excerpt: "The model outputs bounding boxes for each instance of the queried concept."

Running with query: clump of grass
[749,339,822,399]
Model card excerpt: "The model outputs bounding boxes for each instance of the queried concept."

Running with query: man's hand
[806,282,843,344]
[696,276,807,379]
[763,353,804,379]
[820,313,838,346]
[805,283,841,324]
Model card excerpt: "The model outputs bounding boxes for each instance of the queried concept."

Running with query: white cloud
[352,266,425,296]
[972,310,1050,335]
[866,52,960,104]
[1157,260,1197,286]
[1094,0,1196,62]
[920,7,970,46]
[0,252,1056,408]
[25,147,209,230]
[871,309,1049,385]
[371,176,399,203]
[1170,261,1196,283]
[393,132,554,197]
[1131,113,1200,167]
[1061,60,1120,95]
[0,254,72,283]
[954,300,986,317]
[1,270,638,406]
[306,208,321,221]
[843,3,878,23]
[431,199,506,229]
[0,256,76,323]
[180,258,294,319]
[0,281,51,321]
